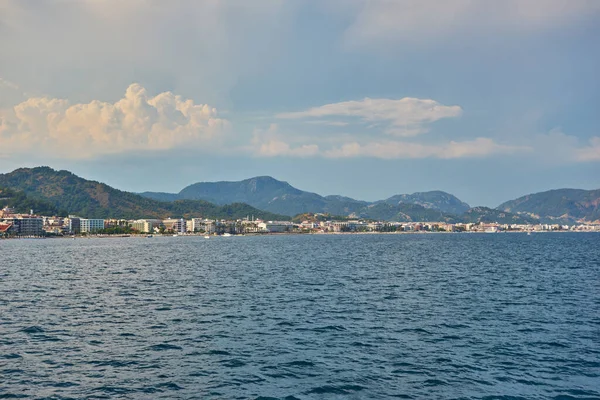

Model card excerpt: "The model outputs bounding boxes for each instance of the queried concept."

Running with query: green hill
[497,188,600,223]
[0,167,288,220]
[359,202,457,222]
[461,207,539,224]
[142,176,368,216]
[4,166,593,224]
[0,187,66,216]
[380,191,470,215]
[140,176,472,219]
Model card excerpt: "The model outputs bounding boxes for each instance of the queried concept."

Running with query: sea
[1,233,599,399]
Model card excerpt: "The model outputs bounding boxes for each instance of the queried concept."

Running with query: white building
[258,221,292,233]
[131,219,162,233]
[204,220,216,234]
[80,219,105,233]
[187,218,205,232]
[163,218,186,233]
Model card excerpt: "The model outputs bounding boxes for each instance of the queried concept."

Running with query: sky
[0,0,599,206]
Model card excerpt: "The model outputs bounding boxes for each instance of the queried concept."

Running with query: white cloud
[305,120,350,127]
[0,83,228,158]
[257,140,320,158]
[344,0,600,46]
[277,97,462,136]
[324,138,528,159]
[575,137,600,162]
[250,124,320,157]
[249,122,528,159]
[524,129,600,164]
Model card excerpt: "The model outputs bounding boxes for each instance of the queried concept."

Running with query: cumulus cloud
[251,124,320,157]
[257,141,320,157]
[323,138,528,159]
[526,129,600,164]
[277,97,462,136]
[575,137,600,162]
[344,0,600,46]
[0,84,228,158]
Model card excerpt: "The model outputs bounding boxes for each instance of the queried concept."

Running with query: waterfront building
[0,222,14,236]
[131,219,162,233]
[187,218,205,233]
[204,220,216,234]
[0,206,16,218]
[331,221,360,232]
[163,218,186,233]
[258,221,292,233]
[0,215,43,236]
[367,222,383,231]
[105,219,130,228]
[43,216,66,235]
[80,219,105,233]
[67,216,81,234]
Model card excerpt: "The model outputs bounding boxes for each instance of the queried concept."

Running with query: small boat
[527,232,531,236]
[204,235,210,239]
[147,234,153,238]
[222,233,232,237]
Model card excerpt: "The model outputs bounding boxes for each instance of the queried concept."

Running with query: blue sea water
[0,233,599,399]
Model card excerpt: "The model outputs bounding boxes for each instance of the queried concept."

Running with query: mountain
[360,204,535,224]
[380,191,470,215]
[142,176,368,217]
[0,167,288,220]
[137,191,179,202]
[461,207,539,225]
[0,187,66,216]
[497,188,600,223]
[140,176,469,219]
[358,203,457,222]
[6,167,592,224]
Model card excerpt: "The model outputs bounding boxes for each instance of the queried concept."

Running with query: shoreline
[2,230,597,240]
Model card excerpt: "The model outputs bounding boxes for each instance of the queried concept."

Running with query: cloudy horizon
[1,0,598,206]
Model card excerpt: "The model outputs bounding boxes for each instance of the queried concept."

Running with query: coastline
[2,230,596,240]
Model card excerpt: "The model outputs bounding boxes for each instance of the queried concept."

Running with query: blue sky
[0,0,599,206]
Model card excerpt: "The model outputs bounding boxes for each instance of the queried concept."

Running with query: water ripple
[1,233,599,399]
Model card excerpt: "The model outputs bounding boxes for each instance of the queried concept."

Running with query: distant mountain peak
[381,190,470,215]
[244,175,281,183]
[498,188,600,223]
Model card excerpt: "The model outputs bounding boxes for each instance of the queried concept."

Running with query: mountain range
[498,189,600,223]
[0,167,286,220]
[140,176,599,224]
[140,176,473,219]
[0,167,597,224]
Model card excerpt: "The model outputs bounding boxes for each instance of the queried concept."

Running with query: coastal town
[0,205,598,238]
